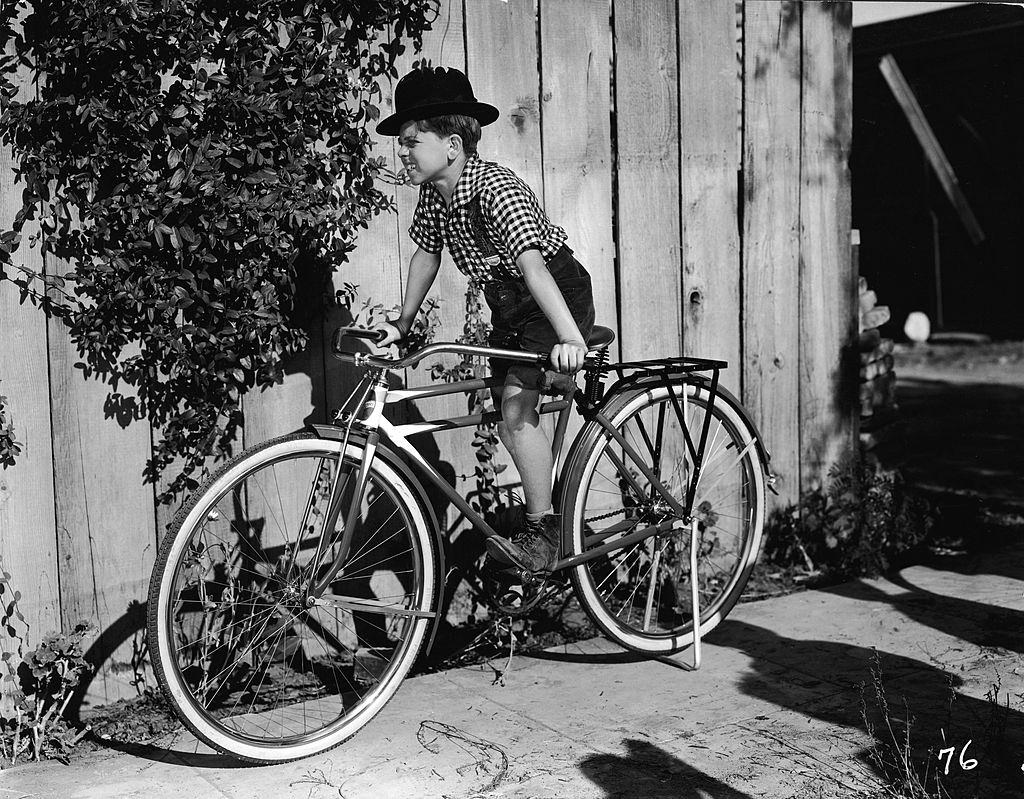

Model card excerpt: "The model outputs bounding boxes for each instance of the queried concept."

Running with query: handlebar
[333,326,551,370]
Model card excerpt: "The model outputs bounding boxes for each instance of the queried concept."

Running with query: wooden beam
[879,53,985,246]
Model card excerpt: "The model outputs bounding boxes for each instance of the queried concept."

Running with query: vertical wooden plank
[47,319,157,706]
[466,0,543,197]
[463,0,542,493]
[0,68,60,653]
[799,1,855,491]
[742,1,802,506]
[322,133,403,419]
[387,3,478,529]
[678,0,742,394]
[540,0,615,481]
[613,0,681,361]
[0,291,60,645]
[540,0,616,343]
[394,2,468,340]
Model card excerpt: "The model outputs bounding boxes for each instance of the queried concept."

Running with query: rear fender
[587,374,774,476]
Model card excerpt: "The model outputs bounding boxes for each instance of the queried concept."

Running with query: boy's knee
[500,391,537,431]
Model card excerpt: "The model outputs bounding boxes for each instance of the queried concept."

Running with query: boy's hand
[550,340,587,374]
[374,320,405,347]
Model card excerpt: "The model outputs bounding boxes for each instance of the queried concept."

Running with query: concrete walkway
[3,541,1022,799]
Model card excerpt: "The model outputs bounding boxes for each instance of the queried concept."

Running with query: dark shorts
[484,246,596,390]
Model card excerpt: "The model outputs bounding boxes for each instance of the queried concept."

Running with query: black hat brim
[376,100,500,136]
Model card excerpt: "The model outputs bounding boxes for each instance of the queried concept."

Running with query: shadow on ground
[821,569,1024,654]
[711,618,1024,796]
[579,738,756,799]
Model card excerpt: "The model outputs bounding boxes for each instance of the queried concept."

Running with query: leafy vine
[0,0,439,503]
[429,282,506,520]
[0,382,21,468]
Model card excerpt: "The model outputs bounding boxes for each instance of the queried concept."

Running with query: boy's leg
[495,376,552,515]
[486,368,560,572]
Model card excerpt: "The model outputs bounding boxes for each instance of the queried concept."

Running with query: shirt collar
[420,155,485,211]
[449,155,486,209]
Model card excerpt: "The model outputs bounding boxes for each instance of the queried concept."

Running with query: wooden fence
[0,0,855,707]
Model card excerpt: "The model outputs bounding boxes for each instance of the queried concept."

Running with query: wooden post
[613,0,681,362]
[799,1,856,491]
[742,1,802,507]
[678,0,742,395]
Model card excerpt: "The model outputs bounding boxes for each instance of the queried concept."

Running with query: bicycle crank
[487,565,565,618]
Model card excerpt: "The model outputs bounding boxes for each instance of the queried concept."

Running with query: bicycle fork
[305,377,388,601]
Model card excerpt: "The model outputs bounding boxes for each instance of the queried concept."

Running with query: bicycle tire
[147,431,438,763]
[562,381,766,654]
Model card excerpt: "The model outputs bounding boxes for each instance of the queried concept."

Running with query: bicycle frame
[314,335,729,593]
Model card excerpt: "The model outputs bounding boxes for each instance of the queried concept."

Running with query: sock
[525,507,553,523]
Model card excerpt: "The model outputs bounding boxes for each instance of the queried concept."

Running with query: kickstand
[666,517,702,671]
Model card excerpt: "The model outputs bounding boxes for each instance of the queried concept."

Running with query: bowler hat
[376,65,499,136]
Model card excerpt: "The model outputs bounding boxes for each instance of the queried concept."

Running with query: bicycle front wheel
[148,432,437,763]
[563,381,766,654]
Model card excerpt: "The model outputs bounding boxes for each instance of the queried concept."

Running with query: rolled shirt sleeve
[409,190,443,254]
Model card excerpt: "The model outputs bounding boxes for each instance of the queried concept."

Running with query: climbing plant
[0,0,437,501]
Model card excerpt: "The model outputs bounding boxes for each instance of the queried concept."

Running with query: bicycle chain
[584,503,657,524]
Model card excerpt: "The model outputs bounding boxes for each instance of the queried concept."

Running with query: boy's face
[397,121,453,186]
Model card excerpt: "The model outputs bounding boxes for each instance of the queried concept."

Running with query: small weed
[859,651,1023,798]
[859,650,948,798]
[1,624,95,767]
[1,558,95,767]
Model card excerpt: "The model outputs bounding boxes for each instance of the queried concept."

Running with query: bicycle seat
[587,325,615,353]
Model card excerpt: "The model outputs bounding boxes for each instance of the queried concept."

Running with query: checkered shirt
[408,155,568,284]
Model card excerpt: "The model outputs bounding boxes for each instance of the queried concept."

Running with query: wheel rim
[571,385,763,645]
[158,442,430,752]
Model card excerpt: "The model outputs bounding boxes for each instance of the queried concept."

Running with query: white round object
[904,311,931,343]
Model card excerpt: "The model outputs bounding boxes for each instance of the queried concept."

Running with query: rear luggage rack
[607,356,728,379]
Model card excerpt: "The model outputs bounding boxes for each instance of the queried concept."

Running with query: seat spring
[585,348,609,405]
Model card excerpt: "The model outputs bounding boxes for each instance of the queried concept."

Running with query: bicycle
[147,323,774,763]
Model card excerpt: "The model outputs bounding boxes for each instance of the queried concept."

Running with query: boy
[373,64,595,574]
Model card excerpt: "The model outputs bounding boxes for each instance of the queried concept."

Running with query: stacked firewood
[858,277,897,446]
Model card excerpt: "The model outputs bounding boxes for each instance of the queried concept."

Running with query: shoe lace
[511,518,544,547]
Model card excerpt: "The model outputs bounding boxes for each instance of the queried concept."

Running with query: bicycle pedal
[493,582,547,618]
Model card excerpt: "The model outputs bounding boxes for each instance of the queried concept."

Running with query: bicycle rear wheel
[562,381,766,654]
[148,432,437,763]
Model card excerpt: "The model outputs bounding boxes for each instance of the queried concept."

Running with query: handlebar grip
[338,326,387,344]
